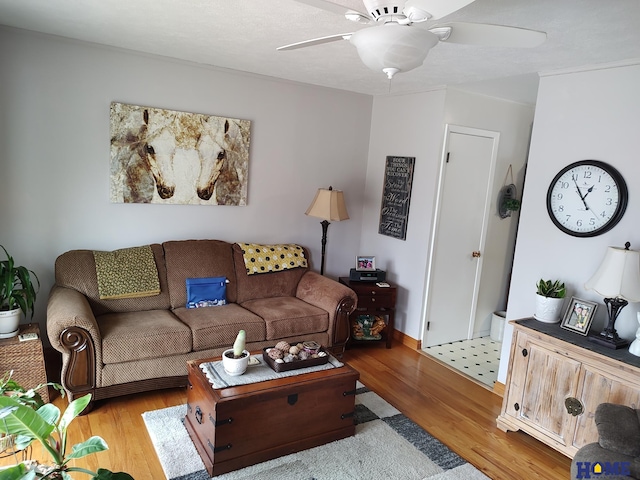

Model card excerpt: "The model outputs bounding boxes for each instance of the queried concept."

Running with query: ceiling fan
[278,0,546,79]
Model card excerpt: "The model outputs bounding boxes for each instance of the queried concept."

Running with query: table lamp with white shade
[585,242,640,349]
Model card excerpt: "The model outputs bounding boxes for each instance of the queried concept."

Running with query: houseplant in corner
[534,279,566,323]
[0,371,64,459]
[222,330,249,376]
[0,393,133,479]
[0,245,39,338]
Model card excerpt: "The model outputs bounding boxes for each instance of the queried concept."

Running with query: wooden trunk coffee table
[184,354,360,477]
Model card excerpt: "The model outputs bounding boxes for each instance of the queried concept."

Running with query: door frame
[420,124,500,347]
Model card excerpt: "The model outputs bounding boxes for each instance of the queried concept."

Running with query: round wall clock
[546,160,628,237]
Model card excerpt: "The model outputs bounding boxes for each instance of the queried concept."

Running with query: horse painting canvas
[110,102,251,205]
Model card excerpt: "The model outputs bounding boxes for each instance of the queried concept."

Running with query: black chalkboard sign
[378,156,415,240]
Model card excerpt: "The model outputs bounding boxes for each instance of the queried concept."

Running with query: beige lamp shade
[305,187,349,222]
[585,244,640,302]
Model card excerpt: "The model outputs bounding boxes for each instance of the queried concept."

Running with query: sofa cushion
[98,310,192,364]
[241,297,328,341]
[232,243,309,303]
[54,244,171,316]
[164,240,238,308]
[173,304,265,352]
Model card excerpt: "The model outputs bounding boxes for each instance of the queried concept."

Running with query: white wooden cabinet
[497,319,640,458]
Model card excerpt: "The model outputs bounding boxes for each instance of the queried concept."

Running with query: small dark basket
[262,345,329,373]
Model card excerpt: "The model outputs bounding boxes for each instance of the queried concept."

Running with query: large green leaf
[58,394,91,433]
[36,403,60,426]
[0,397,54,442]
[93,469,135,480]
[0,463,28,480]
[67,436,108,460]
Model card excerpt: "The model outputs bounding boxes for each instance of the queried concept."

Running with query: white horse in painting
[110,103,250,205]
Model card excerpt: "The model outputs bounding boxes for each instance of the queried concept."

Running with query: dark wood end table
[339,277,397,348]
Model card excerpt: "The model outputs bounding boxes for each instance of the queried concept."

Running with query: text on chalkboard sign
[378,156,415,240]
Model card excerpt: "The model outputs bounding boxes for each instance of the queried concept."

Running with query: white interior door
[422,125,499,347]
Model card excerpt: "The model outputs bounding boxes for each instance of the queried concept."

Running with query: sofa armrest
[296,271,357,357]
[47,285,102,401]
[571,442,639,480]
[595,403,640,458]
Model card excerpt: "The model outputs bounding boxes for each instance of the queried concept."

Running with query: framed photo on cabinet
[561,297,597,335]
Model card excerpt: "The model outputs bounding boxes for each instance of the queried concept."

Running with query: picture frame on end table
[560,296,598,336]
[355,256,376,272]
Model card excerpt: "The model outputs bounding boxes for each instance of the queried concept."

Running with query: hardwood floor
[1,344,571,479]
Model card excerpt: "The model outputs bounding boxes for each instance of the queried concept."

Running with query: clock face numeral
[546,161,628,237]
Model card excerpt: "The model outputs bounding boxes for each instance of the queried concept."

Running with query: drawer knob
[522,348,528,357]
[371,298,376,302]
[514,403,520,411]
[565,397,584,416]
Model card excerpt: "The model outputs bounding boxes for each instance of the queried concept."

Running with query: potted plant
[534,279,566,323]
[0,392,133,479]
[503,198,521,212]
[0,245,39,338]
[0,371,64,457]
[222,330,249,376]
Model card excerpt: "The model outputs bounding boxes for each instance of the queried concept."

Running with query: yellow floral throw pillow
[237,243,308,275]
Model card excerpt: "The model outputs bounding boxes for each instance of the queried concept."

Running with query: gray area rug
[142,381,489,480]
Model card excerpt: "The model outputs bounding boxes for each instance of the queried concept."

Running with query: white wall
[0,27,373,333]
[499,62,640,383]
[359,89,448,338]
[443,89,535,336]
[358,88,534,340]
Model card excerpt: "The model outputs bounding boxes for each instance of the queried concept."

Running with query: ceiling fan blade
[404,0,477,21]
[434,22,546,48]
[277,33,353,51]
[294,0,369,18]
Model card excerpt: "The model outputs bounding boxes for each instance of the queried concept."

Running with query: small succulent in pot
[535,279,566,324]
[222,330,249,376]
[232,329,246,359]
[536,279,566,298]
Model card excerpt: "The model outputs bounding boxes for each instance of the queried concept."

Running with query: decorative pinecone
[275,341,290,352]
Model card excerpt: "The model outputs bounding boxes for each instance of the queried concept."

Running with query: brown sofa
[46,240,357,407]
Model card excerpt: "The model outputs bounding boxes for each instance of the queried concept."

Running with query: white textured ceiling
[1,0,640,103]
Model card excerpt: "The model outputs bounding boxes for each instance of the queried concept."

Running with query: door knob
[472,251,481,258]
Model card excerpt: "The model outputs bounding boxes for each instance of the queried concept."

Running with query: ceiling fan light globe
[350,23,438,76]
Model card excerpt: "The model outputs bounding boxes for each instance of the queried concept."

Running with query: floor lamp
[305,186,349,275]
[585,242,640,349]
